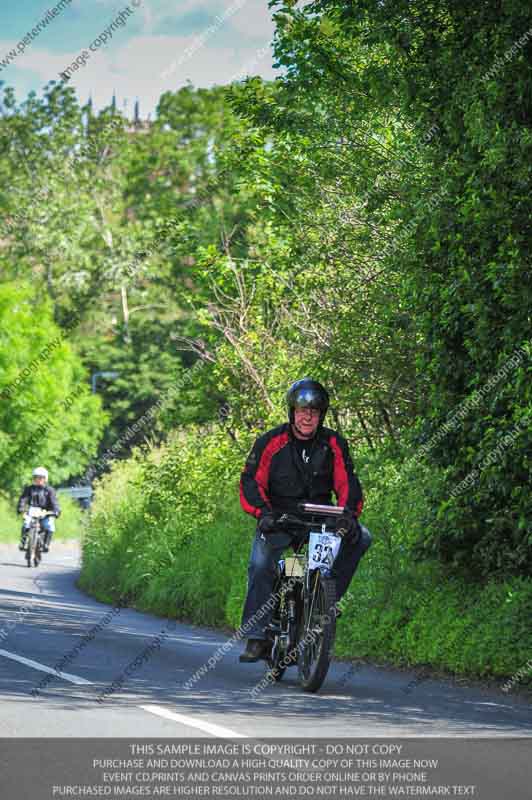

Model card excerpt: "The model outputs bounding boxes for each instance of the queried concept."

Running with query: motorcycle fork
[303,570,320,636]
[287,580,302,652]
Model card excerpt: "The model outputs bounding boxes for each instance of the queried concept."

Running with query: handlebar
[22,507,57,517]
[298,503,345,517]
[276,513,308,529]
[275,504,346,533]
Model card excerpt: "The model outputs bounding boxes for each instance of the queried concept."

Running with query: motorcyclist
[239,378,372,663]
[17,467,61,553]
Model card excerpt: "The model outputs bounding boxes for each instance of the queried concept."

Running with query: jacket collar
[287,422,327,446]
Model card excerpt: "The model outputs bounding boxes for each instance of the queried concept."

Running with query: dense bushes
[80,427,245,622]
[80,427,532,684]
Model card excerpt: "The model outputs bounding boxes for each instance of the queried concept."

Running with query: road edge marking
[139,704,248,738]
[0,648,92,685]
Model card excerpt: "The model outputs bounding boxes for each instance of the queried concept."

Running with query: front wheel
[33,535,42,567]
[298,572,336,693]
[25,529,34,568]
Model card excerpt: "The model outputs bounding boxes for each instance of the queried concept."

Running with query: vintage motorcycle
[22,506,52,568]
[265,502,346,693]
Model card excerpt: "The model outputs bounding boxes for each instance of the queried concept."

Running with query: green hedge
[79,425,532,686]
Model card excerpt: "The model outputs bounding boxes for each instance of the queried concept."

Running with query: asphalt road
[1,541,531,739]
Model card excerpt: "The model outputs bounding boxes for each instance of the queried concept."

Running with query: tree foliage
[0,282,106,490]
[1,0,530,576]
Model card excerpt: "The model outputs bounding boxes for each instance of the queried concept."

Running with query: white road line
[140,704,248,738]
[0,648,92,685]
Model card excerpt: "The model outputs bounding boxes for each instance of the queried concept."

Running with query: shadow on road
[0,555,531,736]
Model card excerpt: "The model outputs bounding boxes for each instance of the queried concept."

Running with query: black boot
[42,532,52,553]
[19,523,29,551]
[239,639,271,663]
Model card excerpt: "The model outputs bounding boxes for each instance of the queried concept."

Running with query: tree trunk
[356,407,376,452]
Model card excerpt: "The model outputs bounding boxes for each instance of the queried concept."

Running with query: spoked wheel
[33,536,42,567]
[298,571,337,692]
[268,619,301,681]
[266,579,287,682]
[267,637,287,682]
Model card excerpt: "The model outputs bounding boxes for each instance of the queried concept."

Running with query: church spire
[83,93,93,134]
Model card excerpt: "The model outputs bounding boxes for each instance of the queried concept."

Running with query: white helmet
[32,467,48,481]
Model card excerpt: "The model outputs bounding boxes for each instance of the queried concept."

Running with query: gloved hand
[335,512,360,544]
[257,510,276,535]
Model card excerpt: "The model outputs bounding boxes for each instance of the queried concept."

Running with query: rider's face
[33,476,46,486]
[293,407,320,438]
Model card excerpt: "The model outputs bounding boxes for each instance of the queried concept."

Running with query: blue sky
[0,0,278,118]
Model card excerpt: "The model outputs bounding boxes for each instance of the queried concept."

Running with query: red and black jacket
[240,423,363,520]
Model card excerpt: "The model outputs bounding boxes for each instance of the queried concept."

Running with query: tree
[0,282,106,492]
[262,0,532,575]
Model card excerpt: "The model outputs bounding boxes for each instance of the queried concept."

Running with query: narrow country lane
[0,541,530,740]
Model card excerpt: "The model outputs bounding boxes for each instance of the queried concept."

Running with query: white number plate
[28,506,45,518]
[308,531,342,571]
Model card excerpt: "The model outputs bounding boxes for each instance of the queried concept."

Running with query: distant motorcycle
[22,507,52,568]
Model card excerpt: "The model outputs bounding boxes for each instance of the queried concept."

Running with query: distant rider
[17,467,61,553]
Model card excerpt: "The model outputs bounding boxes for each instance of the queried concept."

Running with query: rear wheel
[298,571,337,693]
[267,580,287,682]
[268,640,286,682]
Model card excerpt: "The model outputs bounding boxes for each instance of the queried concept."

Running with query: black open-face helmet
[286,378,329,426]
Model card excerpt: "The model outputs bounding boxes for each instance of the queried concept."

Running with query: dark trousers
[240,525,372,640]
